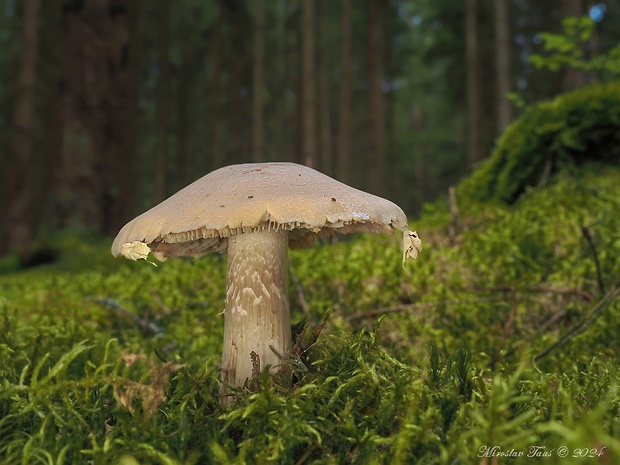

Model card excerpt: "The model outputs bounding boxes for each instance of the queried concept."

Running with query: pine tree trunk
[33,0,62,241]
[411,103,427,216]
[291,10,303,164]
[561,0,586,91]
[337,0,352,184]
[120,0,143,222]
[221,0,250,165]
[177,0,194,188]
[273,0,288,161]
[494,0,512,133]
[466,0,484,168]
[208,19,222,172]
[5,0,41,255]
[301,0,317,168]
[366,0,384,195]
[251,0,265,163]
[318,1,333,175]
[383,1,397,200]
[52,0,131,235]
[154,0,171,202]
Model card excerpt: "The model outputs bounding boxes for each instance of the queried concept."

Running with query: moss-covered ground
[1,167,619,464]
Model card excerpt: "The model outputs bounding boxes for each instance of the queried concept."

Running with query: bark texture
[366,0,384,195]
[301,0,317,168]
[466,0,483,168]
[338,0,352,184]
[5,0,41,255]
[251,0,265,163]
[494,0,512,132]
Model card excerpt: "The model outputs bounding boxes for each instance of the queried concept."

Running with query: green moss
[459,81,620,204]
[1,169,620,463]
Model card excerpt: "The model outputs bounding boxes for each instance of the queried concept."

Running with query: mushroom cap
[111,162,411,260]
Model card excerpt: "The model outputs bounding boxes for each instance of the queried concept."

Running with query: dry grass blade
[535,286,620,361]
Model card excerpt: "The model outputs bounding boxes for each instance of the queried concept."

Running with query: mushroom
[111,162,421,401]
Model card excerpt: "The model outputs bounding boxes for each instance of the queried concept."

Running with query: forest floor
[1,167,619,464]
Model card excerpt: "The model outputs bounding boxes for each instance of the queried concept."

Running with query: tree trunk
[177,0,194,188]
[154,0,171,202]
[251,0,265,163]
[318,1,333,175]
[52,0,131,235]
[301,0,317,168]
[337,0,352,184]
[366,0,384,195]
[494,0,512,133]
[466,0,484,168]
[273,0,288,161]
[411,103,427,215]
[33,0,63,242]
[5,0,41,255]
[208,19,222,172]
[383,1,397,200]
[221,0,250,165]
[561,0,586,91]
[120,0,143,220]
[291,8,303,164]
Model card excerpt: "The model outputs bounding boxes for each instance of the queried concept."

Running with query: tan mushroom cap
[111,162,415,260]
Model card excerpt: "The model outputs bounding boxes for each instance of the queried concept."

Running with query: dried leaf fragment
[120,241,158,267]
[113,361,184,422]
[402,230,422,267]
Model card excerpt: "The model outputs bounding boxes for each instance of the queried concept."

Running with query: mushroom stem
[221,229,292,399]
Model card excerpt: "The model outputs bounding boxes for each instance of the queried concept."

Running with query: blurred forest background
[1,0,619,260]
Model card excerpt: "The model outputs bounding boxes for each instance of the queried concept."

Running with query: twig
[537,157,553,188]
[448,186,460,243]
[535,286,619,361]
[150,289,172,315]
[493,284,601,359]
[581,226,605,295]
[86,296,163,336]
[269,345,308,374]
[290,270,310,317]
[348,297,511,322]
[249,351,261,391]
[501,289,518,343]
[488,285,594,302]
[537,308,570,334]
[294,443,319,465]
[307,310,331,348]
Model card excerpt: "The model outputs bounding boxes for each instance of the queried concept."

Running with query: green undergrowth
[459,81,620,204]
[1,168,620,464]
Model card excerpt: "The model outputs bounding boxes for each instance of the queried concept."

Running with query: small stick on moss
[249,351,261,391]
[488,284,594,302]
[86,296,163,336]
[496,288,518,364]
[535,286,619,361]
[294,443,320,465]
[581,226,605,295]
[537,157,553,188]
[150,289,172,315]
[290,270,310,317]
[348,297,510,321]
[307,309,331,348]
[269,345,308,374]
[448,186,460,244]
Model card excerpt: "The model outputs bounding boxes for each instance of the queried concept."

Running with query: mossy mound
[460,81,620,204]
